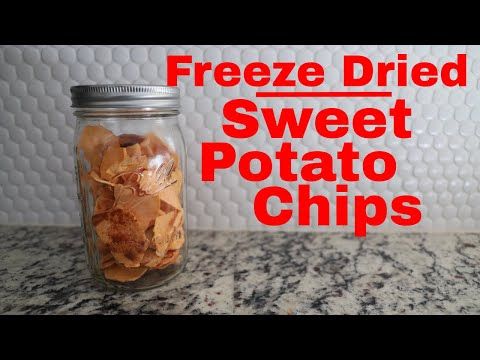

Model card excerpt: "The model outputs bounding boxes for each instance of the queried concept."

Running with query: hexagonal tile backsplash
[1,45,480,232]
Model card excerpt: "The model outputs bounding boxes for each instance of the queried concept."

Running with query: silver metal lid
[70,84,180,109]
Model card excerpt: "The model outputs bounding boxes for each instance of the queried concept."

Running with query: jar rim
[71,84,180,109]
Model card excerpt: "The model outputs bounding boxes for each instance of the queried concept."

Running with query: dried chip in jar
[153,250,180,269]
[100,145,127,180]
[78,125,119,171]
[171,168,183,195]
[115,155,148,179]
[119,133,145,148]
[140,249,165,268]
[94,192,115,214]
[168,229,185,251]
[96,185,114,200]
[138,159,175,195]
[144,225,156,249]
[119,172,142,192]
[159,184,182,211]
[153,211,176,258]
[113,184,136,207]
[114,189,162,231]
[104,264,148,282]
[172,209,184,229]
[125,143,143,157]
[131,194,162,230]
[101,252,116,269]
[101,145,149,182]
[140,133,171,158]
[95,209,148,268]
[89,170,116,188]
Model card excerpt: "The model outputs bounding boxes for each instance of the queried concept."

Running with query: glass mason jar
[71,85,187,290]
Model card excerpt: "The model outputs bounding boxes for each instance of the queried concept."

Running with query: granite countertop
[0,226,479,314]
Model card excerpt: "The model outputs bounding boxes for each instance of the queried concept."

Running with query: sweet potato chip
[95,209,148,268]
[100,144,149,183]
[89,171,116,188]
[121,171,141,184]
[100,145,127,180]
[140,133,171,158]
[113,186,162,230]
[115,155,148,179]
[78,125,119,172]
[126,193,162,230]
[168,229,185,251]
[101,252,116,269]
[94,184,114,208]
[138,159,175,195]
[95,194,115,214]
[153,250,180,269]
[113,184,136,207]
[144,225,156,249]
[104,264,148,282]
[113,172,141,196]
[159,184,182,211]
[96,185,113,199]
[171,168,183,195]
[140,249,165,268]
[172,209,184,229]
[119,134,145,148]
[125,143,142,157]
[153,211,176,258]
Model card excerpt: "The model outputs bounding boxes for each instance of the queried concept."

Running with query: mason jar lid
[70,84,180,109]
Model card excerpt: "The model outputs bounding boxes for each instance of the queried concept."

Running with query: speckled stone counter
[0,226,479,314]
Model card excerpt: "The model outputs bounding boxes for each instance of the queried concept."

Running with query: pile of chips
[78,125,184,283]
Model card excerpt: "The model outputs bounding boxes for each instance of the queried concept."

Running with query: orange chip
[117,156,148,178]
[140,133,172,158]
[140,249,165,268]
[159,184,182,211]
[153,211,176,258]
[95,195,115,214]
[95,209,148,268]
[95,183,113,199]
[89,171,116,189]
[100,145,127,180]
[153,250,180,269]
[113,184,136,207]
[100,146,128,180]
[120,172,141,189]
[93,185,114,213]
[114,188,162,231]
[172,152,180,169]
[101,252,116,269]
[171,168,183,195]
[78,125,119,172]
[101,145,149,183]
[172,209,184,228]
[126,144,143,158]
[128,193,162,230]
[119,133,145,148]
[168,229,185,251]
[104,264,148,282]
[137,158,175,195]
[144,225,156,249]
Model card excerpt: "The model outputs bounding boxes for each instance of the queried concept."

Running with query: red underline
[256,91,392,98]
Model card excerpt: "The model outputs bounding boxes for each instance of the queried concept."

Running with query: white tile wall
[1,45,479,232]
